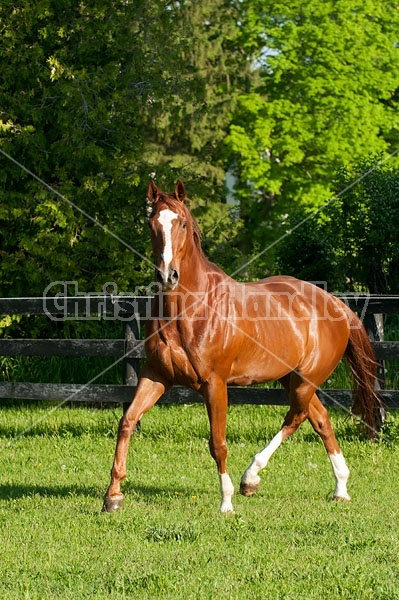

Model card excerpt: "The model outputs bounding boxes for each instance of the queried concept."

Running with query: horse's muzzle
[156,267,179,290]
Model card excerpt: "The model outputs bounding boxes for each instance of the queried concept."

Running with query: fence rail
[1,295,399,409]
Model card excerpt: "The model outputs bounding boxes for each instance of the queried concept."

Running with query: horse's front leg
[102,367,169,512]
[203,377,234,514]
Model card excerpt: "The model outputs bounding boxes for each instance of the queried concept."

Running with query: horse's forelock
[149,194,202,249]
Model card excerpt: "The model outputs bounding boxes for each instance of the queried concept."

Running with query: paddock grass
[0,403,399,599]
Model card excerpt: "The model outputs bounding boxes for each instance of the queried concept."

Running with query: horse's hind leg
[239,405,308,496]
[240,373,315,497]
[308,393,350,501]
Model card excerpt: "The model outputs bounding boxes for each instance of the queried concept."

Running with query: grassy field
[0,402,399,599]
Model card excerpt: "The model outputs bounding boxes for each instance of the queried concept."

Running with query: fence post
[123,316,141,432]
[364,313,385,390]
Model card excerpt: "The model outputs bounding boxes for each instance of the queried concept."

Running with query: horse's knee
[118,414,136,438]
[209,438,227,464]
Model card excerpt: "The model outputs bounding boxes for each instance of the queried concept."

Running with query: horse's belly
[227,351,296,386]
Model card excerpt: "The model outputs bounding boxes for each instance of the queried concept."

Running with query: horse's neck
[179,242,212,291]
[160,247,222,319]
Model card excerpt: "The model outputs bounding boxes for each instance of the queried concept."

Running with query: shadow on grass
[0,481,200,503]
[0,483,101,501]
[0,425,117,439]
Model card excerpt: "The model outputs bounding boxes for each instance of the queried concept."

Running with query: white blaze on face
[157,209,178,278]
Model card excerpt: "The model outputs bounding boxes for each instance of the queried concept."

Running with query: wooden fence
[1,294,399,409]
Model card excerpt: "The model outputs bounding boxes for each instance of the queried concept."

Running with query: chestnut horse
[103,180,382,514]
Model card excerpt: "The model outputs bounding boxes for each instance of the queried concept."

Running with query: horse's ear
[174,180,186,202]
[147,180,159,204]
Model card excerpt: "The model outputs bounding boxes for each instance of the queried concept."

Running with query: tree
[224,0,399,278]
[0,0,153,294]
[0,0,249,296]
[139,0,249,191]
[277,156,399,294]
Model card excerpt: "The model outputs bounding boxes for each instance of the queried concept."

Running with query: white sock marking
[329,452,350,500]
[219,472,234,513]
[157,209,178,278]
[241,430,284,487]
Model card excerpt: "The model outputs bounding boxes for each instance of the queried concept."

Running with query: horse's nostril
[171,270,179,283]
[156,270,163,284]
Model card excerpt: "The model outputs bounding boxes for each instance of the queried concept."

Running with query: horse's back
[252,275,348,323]
[229,275,351,386]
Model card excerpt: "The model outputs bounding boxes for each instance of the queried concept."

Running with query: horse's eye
[182,221,187,229]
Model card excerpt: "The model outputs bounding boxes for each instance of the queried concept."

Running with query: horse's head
[147,180,197,291]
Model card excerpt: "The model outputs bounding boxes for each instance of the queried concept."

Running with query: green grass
[0,403,399,599]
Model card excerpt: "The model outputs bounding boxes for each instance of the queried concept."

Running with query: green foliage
[329,156,399,293]
[225,1,399,276]
[277,156,399,293]
[276,210,343,289]
[191,198,245,274]
[2,0,399,303]
[0,0,152,293]
[0,0,248,297]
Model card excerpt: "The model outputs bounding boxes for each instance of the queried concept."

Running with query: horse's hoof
[220,501,234,514]
[102,493,124,512]
[332,493,351,502]
[239,481,260,497]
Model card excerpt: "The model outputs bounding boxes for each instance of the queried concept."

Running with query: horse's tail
[344,311,385,439]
